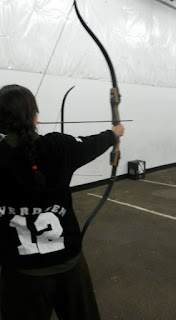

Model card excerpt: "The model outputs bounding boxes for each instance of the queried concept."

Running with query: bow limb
[53,86,75,133]
[60,86,75,133]
[74,1,121,238]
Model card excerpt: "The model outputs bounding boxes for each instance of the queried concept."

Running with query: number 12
[10,212,65,255]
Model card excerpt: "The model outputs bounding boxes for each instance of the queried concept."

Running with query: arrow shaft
[37,120,132,124]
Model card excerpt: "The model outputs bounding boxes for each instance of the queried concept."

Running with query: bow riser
[110,87,121,166]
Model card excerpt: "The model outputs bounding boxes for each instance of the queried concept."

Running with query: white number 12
[10,212,65,255]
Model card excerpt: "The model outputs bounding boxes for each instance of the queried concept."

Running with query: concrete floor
[52,166,176,320]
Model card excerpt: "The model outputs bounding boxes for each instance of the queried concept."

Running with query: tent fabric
[0,0,176,87]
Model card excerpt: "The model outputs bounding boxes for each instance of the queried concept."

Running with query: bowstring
[35,3,74,98]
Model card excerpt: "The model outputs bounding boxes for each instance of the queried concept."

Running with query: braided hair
[0,84,46,188]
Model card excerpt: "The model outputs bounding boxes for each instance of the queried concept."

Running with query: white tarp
[0,0,176,88]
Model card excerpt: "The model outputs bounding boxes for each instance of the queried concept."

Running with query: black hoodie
[0,130,116,269]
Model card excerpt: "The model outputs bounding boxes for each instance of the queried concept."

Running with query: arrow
[37,120,133,125]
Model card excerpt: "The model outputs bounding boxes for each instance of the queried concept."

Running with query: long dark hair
[0,84,45,187]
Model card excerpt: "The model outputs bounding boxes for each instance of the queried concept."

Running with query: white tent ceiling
[0,0,176,87]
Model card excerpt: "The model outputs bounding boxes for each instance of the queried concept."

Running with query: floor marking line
[88,193,176,221]
[142,179,176,188]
